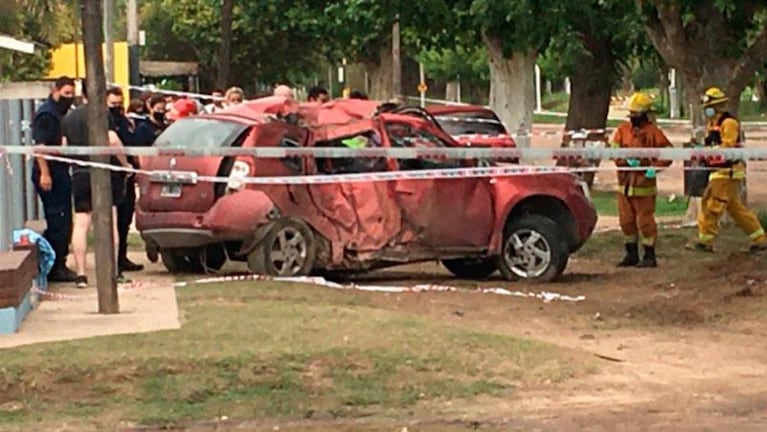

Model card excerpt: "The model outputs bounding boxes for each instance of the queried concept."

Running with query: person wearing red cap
[167,98,198,122]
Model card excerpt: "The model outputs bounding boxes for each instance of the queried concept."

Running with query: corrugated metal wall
[0,98,43,251]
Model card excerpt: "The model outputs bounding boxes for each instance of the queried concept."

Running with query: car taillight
[227,160,252,192]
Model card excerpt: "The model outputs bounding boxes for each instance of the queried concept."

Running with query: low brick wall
[0,250,38,334]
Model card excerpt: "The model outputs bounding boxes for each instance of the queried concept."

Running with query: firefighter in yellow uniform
[611,92,673,268]
[686,87,767,252]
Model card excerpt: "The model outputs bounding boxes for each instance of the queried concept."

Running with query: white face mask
[704,107,716,118]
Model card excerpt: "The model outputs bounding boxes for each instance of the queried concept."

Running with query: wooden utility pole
[103,0,114,84]
[217,0,235,89]
[127,0,140,96]
[391,14,401,102]
[81,0,119,313]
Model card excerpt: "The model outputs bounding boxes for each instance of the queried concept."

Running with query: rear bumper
[136,190,277,249]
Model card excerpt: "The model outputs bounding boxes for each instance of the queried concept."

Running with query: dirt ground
[101,227,767,432]
[17,121,767,431]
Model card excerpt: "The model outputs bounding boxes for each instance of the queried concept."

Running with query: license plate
[161,183,182,198]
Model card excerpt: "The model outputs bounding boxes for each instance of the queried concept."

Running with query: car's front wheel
[497,215,569,282]
[247,218,317,277]
[442,258,497,279]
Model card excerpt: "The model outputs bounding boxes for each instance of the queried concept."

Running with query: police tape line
[174,273,586,303]
[35,154,732,186]
[6,144,767,161]
[31,280,153,301]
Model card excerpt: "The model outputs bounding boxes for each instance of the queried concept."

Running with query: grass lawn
[0,283,592,430]
[590,189,689,217]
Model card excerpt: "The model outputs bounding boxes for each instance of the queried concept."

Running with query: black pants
[117,175,136,263]
[32,164,72,270]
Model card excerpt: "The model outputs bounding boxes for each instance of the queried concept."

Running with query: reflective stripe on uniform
[709,169,746,180]
[617,185,656,196]
[749,228,765,240]
[698,233,716,243]
[641,236,655,246]
[624,234,638,243]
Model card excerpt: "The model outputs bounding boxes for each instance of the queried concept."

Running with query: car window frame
[383,120,462,171]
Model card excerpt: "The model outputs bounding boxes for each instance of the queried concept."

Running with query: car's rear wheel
[160,245,226,274]
[442,258,497,279]
[497,215,569,282]
[247,218,316,277]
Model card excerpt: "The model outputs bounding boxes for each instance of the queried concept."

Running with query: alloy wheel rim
[269,227,308,276]
[503,228,552,279]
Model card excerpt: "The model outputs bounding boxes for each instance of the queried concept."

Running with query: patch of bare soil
[296,247,767,431]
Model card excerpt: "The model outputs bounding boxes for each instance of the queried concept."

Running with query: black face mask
[56,96,74,113]
[153,112,166,123]
[630,114,648,128]
[109,106,125,117]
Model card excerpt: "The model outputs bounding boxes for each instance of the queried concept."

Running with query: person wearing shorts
[63,84,133,288]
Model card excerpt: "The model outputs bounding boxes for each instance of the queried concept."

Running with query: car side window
[385,122,461,170]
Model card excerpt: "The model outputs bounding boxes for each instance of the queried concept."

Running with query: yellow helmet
[701,87,727,107]
[627,92,654,113]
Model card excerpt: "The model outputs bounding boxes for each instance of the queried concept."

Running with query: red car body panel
[136,97,596,272]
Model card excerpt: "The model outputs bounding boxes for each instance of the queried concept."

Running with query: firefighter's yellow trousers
[698,178,767,245]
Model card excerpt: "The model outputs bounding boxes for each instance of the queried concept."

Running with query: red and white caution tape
[6,144,767,161]
[29,154,740,187]
[174,273,586,303]
[31,280,156,301]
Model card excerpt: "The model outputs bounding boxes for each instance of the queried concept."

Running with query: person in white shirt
[204,89,225,113]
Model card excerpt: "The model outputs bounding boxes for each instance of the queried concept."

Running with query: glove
[645,168,656,179]
[626,158,640,167]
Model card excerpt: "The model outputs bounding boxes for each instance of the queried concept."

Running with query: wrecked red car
[135,97,597,282]
[424,104,519,164]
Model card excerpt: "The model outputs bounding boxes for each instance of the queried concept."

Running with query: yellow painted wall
[46,42,130,96]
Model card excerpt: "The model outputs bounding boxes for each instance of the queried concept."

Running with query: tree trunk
[364,41,393,101]
[484,35,536,147]
[564,47,614,131]
[756,75,767,109]
[216,0,234,89]
[81,0,119,313]
[445,80,459,102]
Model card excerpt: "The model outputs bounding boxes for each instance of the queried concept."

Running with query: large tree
[638,0,767,123]
[557,0,645,131]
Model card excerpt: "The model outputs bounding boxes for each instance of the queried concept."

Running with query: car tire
[160,245,226,274]
[247,218,317,277]
[497,215,569,283]
[442,258,497,279]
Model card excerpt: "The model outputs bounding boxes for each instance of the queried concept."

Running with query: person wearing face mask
[31,76,78,282]
[609,92,673,268]
[64,84,133,287]
[134,95,167,147]
[685,87,767,253]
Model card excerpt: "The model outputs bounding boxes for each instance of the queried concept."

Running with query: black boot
[637,246,657,268]
[617,243,639,267]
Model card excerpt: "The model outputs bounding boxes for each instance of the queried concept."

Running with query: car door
[385,119,495,249]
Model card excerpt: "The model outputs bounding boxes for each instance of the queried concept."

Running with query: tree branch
[637,0,675,65]
[729,24,767,90]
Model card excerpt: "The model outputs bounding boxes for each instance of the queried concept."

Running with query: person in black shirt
[32,76,77,283]
[63,84,133,288]
[134,94,167,146]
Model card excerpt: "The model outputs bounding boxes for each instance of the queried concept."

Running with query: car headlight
[227,160,251,191]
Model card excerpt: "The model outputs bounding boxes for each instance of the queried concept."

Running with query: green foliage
[140,0,323,90]
[416,45,489,84]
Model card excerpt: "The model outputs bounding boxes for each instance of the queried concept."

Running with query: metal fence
[0,98,42,252]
